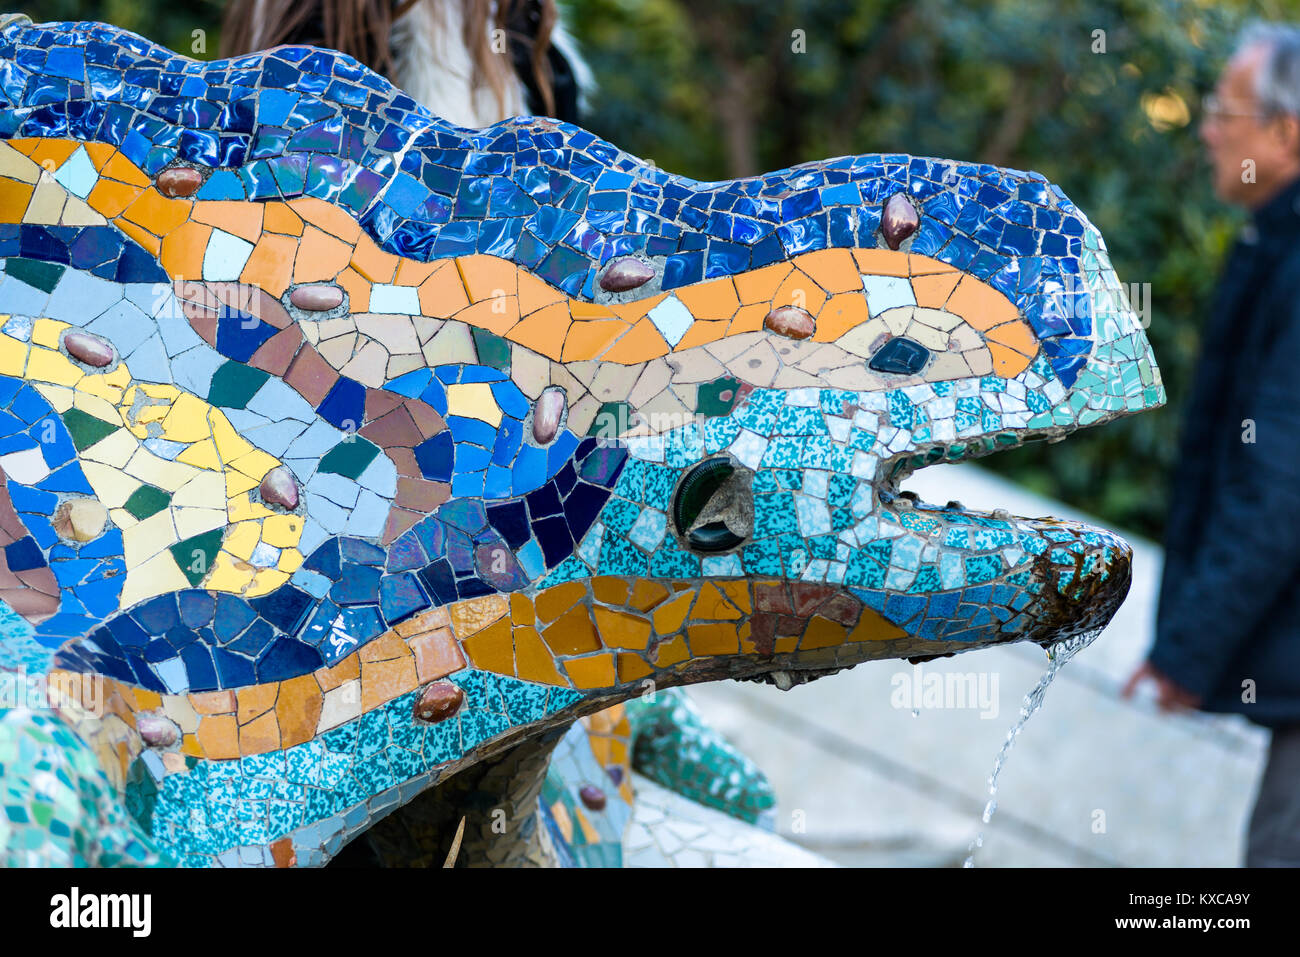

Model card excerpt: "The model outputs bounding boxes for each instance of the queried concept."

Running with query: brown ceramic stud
[157,166,203,198]
[763,305,815,340]
[259,466,299,511]
[532,388,567,444]
[413,680,464,723]
[137,712,179,749]
[52,498,107,543]
[882,193,919,250]
[599,257,654,292]
[578,785,607,811]
[290,284,345,311]
[63,330,114,367]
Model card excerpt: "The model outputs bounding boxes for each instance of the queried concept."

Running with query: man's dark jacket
[1150,176,1300,728]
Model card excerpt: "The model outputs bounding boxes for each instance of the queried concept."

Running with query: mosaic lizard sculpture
[0,16,1163,867]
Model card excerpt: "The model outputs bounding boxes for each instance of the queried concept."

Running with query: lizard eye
[868,337,930,375]
[673,458,748,553]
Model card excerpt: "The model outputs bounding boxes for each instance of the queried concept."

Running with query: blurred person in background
[1123,22,1300,867]
[219,0,588,126]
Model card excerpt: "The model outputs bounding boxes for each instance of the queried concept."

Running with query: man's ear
[1276,112,1300,158]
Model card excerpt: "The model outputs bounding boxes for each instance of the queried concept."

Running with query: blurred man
[1123,22,1300,867]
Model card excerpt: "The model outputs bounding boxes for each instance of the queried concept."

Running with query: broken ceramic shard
[764,305,815,339]
[52,499,106,543]
[882,193,920,249]
[599,257,655,292]
[531,387,567,444]
[289,284,345,312]
[63,330,114,367]
[259,466,299,511]
[156,166,203,198]
[413,681,464,723]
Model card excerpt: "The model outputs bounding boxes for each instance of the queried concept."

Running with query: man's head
[1201,22,1300,209]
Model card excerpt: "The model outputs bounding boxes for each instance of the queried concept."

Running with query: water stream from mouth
[963,627,1102,867]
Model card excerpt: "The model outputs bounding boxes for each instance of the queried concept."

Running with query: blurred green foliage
[13,0,1300,539]
[17,1,223,61]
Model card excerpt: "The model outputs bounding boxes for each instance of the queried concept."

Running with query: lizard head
[0,17,1162,864]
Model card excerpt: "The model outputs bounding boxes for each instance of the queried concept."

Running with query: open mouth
[876,439,1135,645]
[722,483,1133,692]
[877,489,1134,645]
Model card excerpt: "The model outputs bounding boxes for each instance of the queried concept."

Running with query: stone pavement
[688,463,1269,867]
[623,772,835,867]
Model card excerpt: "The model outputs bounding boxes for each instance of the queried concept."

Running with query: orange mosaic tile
[409,628,466,682]
[292,227,354,283]
[798,248,862,293]
[195,715,239,762]
[593,606,652,649]
[417,260,472,317]
[239,710,281,755]
[191,199,264,241]
[947,273,1018,331]
[814,293,871,341]
[236,683,278,725]
[360,656,419,712]
[852,248,911,276]
[535,581,586,623]
[100,150,152,187]
[449,594,509,638]
[460,616,515,675]
[652,591,695,634]
[734,262,792,304]
[263,202,305,237]
[674,319,729,351]
[676,276,739,321]
[120,187,191,238]
[514,625,568,686]
[912,271,964,308]
[0,182,32,223]
[774,268,827,315]
[686,622,740,656]
[800,616,848,650]
[563,652,617,689]
[190,690,236,715]
[358,631,409,663]
[591,576,630,605]
[275,675,322,749]
[986,319,1039,357]
[616,653,654,683]
[561,318,629,361]
[542,604,601,656]
[599,317,671,362]
[628,580,671,612]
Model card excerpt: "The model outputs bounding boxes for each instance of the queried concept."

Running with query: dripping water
[962,628,1101,868]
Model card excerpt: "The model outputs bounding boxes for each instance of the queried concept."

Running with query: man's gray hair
[1239,21,1300,120]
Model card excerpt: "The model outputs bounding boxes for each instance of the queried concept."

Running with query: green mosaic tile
[122,484,170,520]
[169,528,224,587]
[5,257,64,293]
[470,327,511,371]
[318,436,381,479]
[59,408,119,451]
[207,360,271,409]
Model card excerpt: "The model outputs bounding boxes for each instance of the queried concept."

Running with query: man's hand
[1121,662,1203,713]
